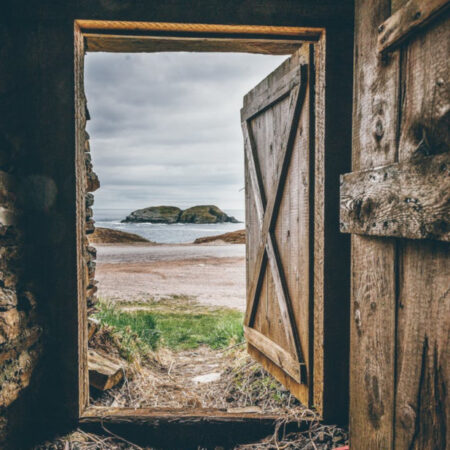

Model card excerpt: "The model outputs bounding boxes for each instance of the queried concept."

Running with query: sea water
[93,208,245,244]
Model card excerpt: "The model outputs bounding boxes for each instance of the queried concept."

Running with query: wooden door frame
[73,20,352,440]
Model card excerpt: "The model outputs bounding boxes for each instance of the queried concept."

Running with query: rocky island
[122,205,240,224]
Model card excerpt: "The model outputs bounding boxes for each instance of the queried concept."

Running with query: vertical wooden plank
[394,15,450,449]
[312,34,326,417]
[313,25,352,423]
[350,0,400,447]
[74,23,89,415]
[274,51,311,375]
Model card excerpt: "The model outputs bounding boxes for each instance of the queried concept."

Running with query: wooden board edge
[340,153,450,242]
[85,34,305,54]
[244,326,305,382]
[240,67,302,121]
[79,404,311,449]
[378,0,450,53]
[77,20,323,38]
[74,21,90,418]
[81,406,283,422]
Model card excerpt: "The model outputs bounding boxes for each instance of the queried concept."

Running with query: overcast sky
[85,52,287,211]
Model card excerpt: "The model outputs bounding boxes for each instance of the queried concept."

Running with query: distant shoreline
[90,226,245,245]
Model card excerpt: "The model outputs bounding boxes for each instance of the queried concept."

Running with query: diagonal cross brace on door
[242,63,308,383]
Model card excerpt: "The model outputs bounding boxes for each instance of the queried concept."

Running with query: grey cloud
[85,52,286,210]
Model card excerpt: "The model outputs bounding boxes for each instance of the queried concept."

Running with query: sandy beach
[95,243,246,311]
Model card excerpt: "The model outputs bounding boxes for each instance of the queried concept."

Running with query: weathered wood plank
[394,14,450,449]
[241,66,301,121]
[88,349,124,391]
[340,153,450,241]
[244,85,305,363]
[75,23,90,416]
[244,326,305,382]
[80,404,309,449]
[378,0,450,54]
[243,45,311,405]
[245,68,307,327]
[78,21,322,38]
[85,35,306,55]
[350,0,400,447]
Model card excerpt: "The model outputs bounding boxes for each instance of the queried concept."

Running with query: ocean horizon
[93,208,245,244]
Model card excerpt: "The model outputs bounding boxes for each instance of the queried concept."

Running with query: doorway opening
[73,20,350,448]
[84,51,302,414]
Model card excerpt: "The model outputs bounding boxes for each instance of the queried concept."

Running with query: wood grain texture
[241,65,302,120]
[85,35,307,55]
[394,14,450,449]
[74,23,90,417]
[88,349,124,391]
[80,404,308,450]
[78,21,322,37]
[350,0,399,447]
[378,0,450,54]
[243,47,310,401]
[244,326,305,382]
[340,153,450,241]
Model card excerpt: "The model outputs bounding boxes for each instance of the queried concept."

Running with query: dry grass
[91,344,304,412]
[36,297,348,448]
[36,345,348,449]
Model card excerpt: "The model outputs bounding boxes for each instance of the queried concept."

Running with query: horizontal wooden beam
[80,406,308,449]
[244,326,306,383]
[378,0,450,54]
[340,152,450,241]
[78,21,322,38]
[80,20,322,54]
[84,34,303,54]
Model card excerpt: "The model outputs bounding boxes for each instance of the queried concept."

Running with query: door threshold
[80,406,310,448]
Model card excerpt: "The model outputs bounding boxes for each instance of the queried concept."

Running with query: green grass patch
[152,308,244,350]
[94,297,244,355]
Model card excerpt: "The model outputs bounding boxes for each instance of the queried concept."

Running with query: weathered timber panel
[378,0,450,54]
[340,153,450,241]
[350,0,399,447]
[243,47,310,404]
[85,35,307,55]
[350,0,450,449]
[394,14,450,449]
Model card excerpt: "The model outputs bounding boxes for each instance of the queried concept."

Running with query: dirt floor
[95,243,246,310]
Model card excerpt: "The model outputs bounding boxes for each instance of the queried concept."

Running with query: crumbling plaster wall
[0,1,353,447]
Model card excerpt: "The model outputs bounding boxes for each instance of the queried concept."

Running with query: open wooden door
[241,45,312,405]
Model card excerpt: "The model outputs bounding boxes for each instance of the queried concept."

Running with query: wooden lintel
[77,20,322,38]
[85,34,304,54]
[340,152,450,242]
[378,0,450,54]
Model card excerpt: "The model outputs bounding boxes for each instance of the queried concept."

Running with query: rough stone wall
[84,127,99,314]
[0,182,42,444]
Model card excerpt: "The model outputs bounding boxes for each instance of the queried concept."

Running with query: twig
[100,418,144,450]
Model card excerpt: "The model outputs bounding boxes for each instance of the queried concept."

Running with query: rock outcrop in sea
[123,206,182,224]
[122,205,240,224]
